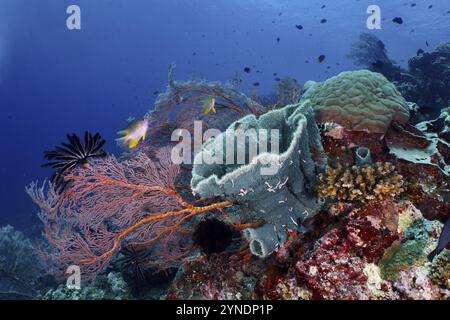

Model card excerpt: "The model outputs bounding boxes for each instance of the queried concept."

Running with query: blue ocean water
[0,0,449,230]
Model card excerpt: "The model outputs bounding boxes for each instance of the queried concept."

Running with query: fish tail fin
[129,138,140,149]
[117,130,129,136]
[115,136,128,143]
[427,248,438,261]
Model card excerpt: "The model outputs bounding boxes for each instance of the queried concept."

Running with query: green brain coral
[303,70,410,134]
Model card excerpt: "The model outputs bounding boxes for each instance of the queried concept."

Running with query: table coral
[304,70,410,134]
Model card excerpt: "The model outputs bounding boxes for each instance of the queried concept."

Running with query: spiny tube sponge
[318,162,404,202]
[304,70,410,134]
[191,100,327,257]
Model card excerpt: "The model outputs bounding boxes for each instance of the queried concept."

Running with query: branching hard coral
[318,162,404,202]
[26,147,235,281]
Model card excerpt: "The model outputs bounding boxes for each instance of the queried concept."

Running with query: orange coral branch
[232,220,265,231]
[80,200,235,267]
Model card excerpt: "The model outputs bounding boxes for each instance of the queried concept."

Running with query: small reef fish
[116,118,149,149]
[200,98,217,115]
[428,217,450,261]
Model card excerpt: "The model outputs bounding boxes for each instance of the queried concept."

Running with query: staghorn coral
[303,70,410,134]
[26,147,235,281]
[318,162,404,202]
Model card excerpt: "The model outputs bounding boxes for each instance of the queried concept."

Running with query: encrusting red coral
[257,201,402,300]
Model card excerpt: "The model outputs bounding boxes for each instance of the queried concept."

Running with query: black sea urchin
[193,218,233,254]
[116,245,152,282]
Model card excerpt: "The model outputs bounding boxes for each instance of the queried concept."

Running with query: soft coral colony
[27,60,450,299]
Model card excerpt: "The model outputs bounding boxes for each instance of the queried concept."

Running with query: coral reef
[303,70,410,134]
[406,42,450,115]
[348,33,404,82]
[349,35,450,120]
[274,77,302,107]
[25,65,450,300]
[168,254,262,300]
[318,162,404,202]
[39,272,130,300]
[0,225,44,299]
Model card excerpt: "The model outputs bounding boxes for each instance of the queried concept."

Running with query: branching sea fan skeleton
[27,147,234,280]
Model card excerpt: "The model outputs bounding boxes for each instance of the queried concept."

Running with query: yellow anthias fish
[116,118,149,149]
[200,98,217,115]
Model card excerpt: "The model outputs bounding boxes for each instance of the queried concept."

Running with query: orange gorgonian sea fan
[26,147,234,281]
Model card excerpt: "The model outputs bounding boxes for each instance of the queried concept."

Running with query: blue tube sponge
[191,100,327,256]
[243,224,287,258]
[355,147,372,166]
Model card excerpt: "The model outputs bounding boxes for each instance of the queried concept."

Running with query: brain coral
[305,70,410,134]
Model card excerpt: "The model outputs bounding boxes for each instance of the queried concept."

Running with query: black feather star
[42,132,107,191]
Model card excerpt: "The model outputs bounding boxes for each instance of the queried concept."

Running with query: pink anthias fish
[116,118,149,149]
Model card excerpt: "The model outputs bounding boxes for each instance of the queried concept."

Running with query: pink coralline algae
[344,201,399,263]
[292,201,401,299]
[295,229,371,300]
